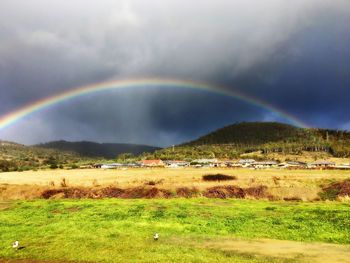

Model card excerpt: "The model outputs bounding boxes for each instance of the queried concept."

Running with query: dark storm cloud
[227,11,350,129]
[0,0,349,146]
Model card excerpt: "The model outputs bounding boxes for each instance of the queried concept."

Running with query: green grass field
[1,198,350,263]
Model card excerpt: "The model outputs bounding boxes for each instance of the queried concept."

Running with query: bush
[0,159,18,172]
[50,163,58,169]
[60,178,68,187]
[21,166,30,171]
[319,189,339,201]
[202,174,237,181]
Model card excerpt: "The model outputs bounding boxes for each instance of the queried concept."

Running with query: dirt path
[200,238,350,263]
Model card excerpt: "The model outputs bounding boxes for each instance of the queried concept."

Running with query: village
[93,159,350,170]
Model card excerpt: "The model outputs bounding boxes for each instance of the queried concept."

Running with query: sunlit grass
[1,198,349,262]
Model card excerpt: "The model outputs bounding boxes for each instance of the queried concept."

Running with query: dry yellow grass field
[1,167,349,201]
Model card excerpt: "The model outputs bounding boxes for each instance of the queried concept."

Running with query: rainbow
[0,78,308,131]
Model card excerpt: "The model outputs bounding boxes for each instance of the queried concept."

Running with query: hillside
[185,122,305,146]
[35,140,161,159]
[0,140,82,171]
[149,122,350,160]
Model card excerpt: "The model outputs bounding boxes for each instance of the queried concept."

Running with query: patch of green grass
[0,199,349,262]
[319,189,340,201]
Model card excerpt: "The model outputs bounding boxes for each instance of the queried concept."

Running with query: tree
[116,153,135,162]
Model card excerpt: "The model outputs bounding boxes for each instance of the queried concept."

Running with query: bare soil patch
[198,238,350,263]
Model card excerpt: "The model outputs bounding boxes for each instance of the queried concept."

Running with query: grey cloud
[0,0,349,146]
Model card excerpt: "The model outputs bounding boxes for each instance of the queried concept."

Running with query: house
[125,163,142,167]
[238,159,255,164]
[222,161,236,167]
[166,160,189,167]
[216,160,236,167]
[278,162,288,168]
[236,159,256,167]
[251,161,278,168]
[286,161,306,166]
[285,161,307,168]
[311,161,335,168]
[101,163,123,169]
[137,160,165,167]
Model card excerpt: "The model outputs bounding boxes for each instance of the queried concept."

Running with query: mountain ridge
[34,140,161,159]
[149,122,350,160]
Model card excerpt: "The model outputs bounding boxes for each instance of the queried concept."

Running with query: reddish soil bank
[41,185,271,200]
[204,185,270,199]
[3,181,347,201]
[323,181,350,196]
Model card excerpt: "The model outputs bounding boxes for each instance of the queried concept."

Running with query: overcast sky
[0,0,349,147]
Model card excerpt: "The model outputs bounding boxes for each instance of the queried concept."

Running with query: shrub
[50,163,58,169]
[60,178,68,187]
[202,174,237,181]
[319,189,339,201]
[144,179,164,186]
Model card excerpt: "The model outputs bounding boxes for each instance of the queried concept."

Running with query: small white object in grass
[12,240,19,248]
[154,233,159,240]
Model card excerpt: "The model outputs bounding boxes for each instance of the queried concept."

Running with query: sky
[0,0,349,147]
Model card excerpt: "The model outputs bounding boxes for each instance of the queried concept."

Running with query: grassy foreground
[1,199,350,263]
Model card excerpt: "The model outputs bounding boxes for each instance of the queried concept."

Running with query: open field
[1,198,350,263]
[1,168,350,201]
[1,169,350,262]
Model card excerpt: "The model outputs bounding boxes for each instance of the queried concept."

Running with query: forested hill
[150,122,350,160]
[185,122,305,146]
[35,140,161,159]
[0,139,159,171]
[0,140,81,171]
